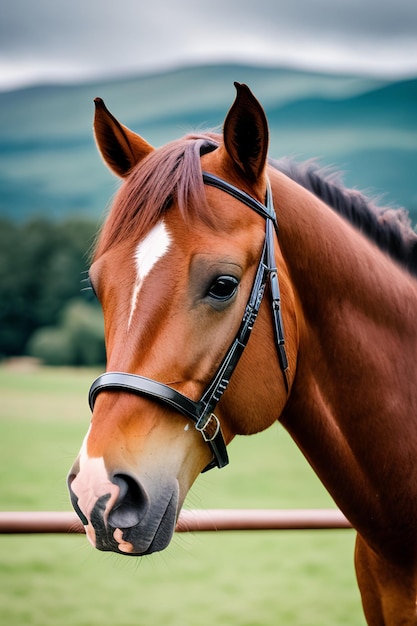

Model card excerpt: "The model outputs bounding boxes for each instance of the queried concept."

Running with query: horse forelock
[94,138,417,277]
[94,133,221,258]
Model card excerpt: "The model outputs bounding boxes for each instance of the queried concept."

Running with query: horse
[68,83,417,625]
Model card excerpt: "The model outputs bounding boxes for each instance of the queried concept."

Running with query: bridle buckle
[196,413,221,442]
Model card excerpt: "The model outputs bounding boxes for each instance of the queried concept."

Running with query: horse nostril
[108,474,149,529]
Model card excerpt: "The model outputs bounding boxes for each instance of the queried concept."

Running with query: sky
[1,0,417,90]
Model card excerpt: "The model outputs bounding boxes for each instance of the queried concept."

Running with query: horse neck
[269,166,417,542]
[270,166,417,339]
[271,168,414,320]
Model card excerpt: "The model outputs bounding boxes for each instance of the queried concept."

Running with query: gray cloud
[1,0,417,89]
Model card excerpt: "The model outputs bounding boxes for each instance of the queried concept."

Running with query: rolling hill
[0,63,416,223]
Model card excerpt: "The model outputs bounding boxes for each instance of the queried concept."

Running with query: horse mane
[273,158,417,276]
[95,133,221,258]
[95,132,417,277]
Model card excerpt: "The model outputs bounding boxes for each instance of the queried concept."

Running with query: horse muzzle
[67,468,179,555]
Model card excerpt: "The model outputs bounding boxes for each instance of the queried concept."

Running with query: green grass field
[0,365,365,625]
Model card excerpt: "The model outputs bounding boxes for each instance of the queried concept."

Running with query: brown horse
[68,83,417,625]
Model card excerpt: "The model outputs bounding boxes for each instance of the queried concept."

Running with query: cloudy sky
[1,0,417,90]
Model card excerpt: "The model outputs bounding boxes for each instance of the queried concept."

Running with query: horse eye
[207,276,239,301]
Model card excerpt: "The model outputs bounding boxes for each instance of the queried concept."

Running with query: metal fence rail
[0,509,352,534]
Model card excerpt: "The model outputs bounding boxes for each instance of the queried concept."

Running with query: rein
[89,172,290,472]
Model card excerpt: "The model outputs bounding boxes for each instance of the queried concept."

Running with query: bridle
[88,172,290,472]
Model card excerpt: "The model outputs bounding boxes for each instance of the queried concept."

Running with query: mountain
[0,63,416,223]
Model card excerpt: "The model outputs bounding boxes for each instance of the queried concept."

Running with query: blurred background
[0,0,416,366]
[0,4,417,625]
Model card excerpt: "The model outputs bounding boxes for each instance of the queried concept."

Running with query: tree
[27,298,105,366]
[0,216,101,360]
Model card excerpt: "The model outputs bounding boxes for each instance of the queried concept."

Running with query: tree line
[0,217,105,366]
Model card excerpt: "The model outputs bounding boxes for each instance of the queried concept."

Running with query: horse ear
[223,83,269,183]
[93,97,154,178]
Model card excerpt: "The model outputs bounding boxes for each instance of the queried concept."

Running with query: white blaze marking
[71,430,121,547]
[128,220,172,329]
[73,432,136,553]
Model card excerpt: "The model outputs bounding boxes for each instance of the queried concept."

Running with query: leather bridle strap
[88,172,289,472]
[202,171,277,222]
[89,372,229,471]
[202,173,289,389]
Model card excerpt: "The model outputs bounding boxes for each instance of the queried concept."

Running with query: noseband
[89,172,290,472]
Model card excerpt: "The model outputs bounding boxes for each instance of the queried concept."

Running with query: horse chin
[87,479,180,557]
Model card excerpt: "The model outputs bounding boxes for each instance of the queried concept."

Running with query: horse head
[67,84,298,555]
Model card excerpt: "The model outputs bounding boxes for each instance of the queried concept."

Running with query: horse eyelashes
[80,272,98,299]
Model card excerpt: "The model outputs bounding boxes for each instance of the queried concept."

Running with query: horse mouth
[89,483,180,556]
[141,491,179,555]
